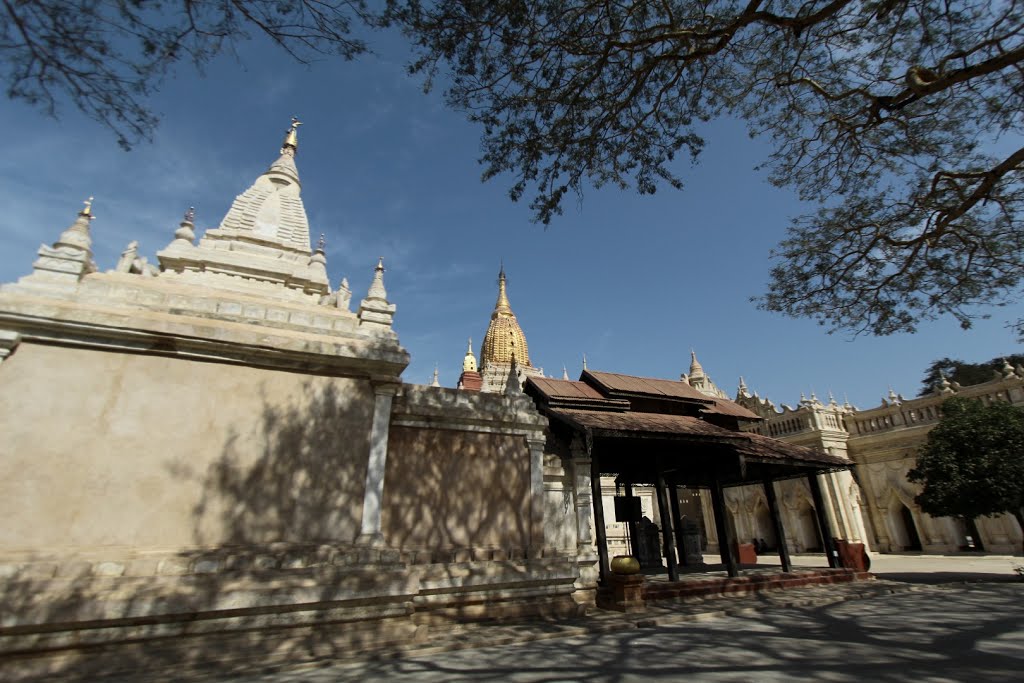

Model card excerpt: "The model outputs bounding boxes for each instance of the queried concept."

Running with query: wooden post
[624,483,641,559]
[590,455,611,584]
[710,476,739,578]
[763,477,792,572]
[808,472,840,568]
[655,468,680,581]
[668,483,687,567]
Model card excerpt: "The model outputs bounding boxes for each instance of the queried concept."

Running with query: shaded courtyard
[241,581,1024,683]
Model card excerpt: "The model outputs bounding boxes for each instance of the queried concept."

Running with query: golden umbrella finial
[283,116,302,150]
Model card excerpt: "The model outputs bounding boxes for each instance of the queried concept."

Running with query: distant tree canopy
[918,354,1024,396]
[5,1,1024,337]
[0,1,373,148]
[907,397,1024,542]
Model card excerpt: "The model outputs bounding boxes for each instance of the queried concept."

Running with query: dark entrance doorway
[900,504,923,551]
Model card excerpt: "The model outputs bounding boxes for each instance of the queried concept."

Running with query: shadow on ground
[250,584,1024,683]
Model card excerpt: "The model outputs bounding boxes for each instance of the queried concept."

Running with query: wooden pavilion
[524,370,852,585]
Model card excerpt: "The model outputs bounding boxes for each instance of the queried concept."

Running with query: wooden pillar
[624,483,641,559]
[655,468,679,581]
[710,476,739,578]
[590,455,611,585]
[808,472,840,568]
[668,483,687,567]
[762,477,792,572]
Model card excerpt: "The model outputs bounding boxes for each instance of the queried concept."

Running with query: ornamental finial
[282,116,301,152]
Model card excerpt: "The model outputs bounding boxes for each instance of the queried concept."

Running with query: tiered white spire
[357,257,396,333]
[463,338,478,372]
[55,198,95,253]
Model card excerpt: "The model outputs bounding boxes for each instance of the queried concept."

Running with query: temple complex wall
[0,342,374,553]
[383,426,530,553]
[735,373,1024,555]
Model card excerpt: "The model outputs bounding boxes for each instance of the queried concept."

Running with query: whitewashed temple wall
[0,342,376,555]
[736,374,1024,555]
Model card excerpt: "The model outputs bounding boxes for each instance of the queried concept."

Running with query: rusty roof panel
[529,377,607,400]
[552,409,737,438]
[700,401,761,420]
[584,370,714,402]
[584,369,760,419]
[549,409,848,467]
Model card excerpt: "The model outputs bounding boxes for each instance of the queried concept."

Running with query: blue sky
[1,30,1021,409]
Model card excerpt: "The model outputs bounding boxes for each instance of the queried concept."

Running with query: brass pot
[610,555,641,575]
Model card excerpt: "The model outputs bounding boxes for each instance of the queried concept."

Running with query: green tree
[6,2,1024,337]
[1,1,375,148]
[397,0,1024,335]
[918,355,1024,396]
[907,396,1024,550]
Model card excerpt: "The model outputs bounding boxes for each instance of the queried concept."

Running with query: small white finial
[173,206,197,244]
[563,365,569,381]
[582,353,588,370]
[431,364,440,387]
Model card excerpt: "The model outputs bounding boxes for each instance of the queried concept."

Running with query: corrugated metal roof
[553,409,730,437]
[583,369,761,420]
[584,370,714,402]
[530,377,606,400]
[526,377,631,410]
[549,409,848,467]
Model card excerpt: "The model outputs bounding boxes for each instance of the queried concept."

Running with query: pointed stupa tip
[282,116,301,153]
[174,205,197,243]
[431,364,440,387]
[492,263,512,317]
[563,366,569,381]
[738,376,748,392]
[365,256,387,301]
[309,233,327,267]
[689,349,704,377]
[504,358,522,396]
[56,196,96,251]
[582,353,588,371]
[462,337,478,372]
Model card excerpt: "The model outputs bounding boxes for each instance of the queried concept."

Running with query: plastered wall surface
[0,343,374,553]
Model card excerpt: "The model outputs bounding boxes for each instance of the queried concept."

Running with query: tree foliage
[397,0,1024,335]
[1,0,373,148]
[4,2,1024,336]
[918,354,1024,396]
[907,396,1024,532]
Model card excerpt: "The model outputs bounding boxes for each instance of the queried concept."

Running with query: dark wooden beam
[624,483,641,559]
[807,472,840,568]
[590,455,611,584]
[655,465,680,581]
[668,483,687,567]
[710,475,739,578]
[762,477,792,573]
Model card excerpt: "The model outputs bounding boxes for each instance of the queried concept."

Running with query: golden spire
[80,196,94,218]
[281,116,301,153]
[492,264,513,318]
[480,266,531,369]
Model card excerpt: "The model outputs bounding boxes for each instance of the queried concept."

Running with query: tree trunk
[1015,508,1024,556]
